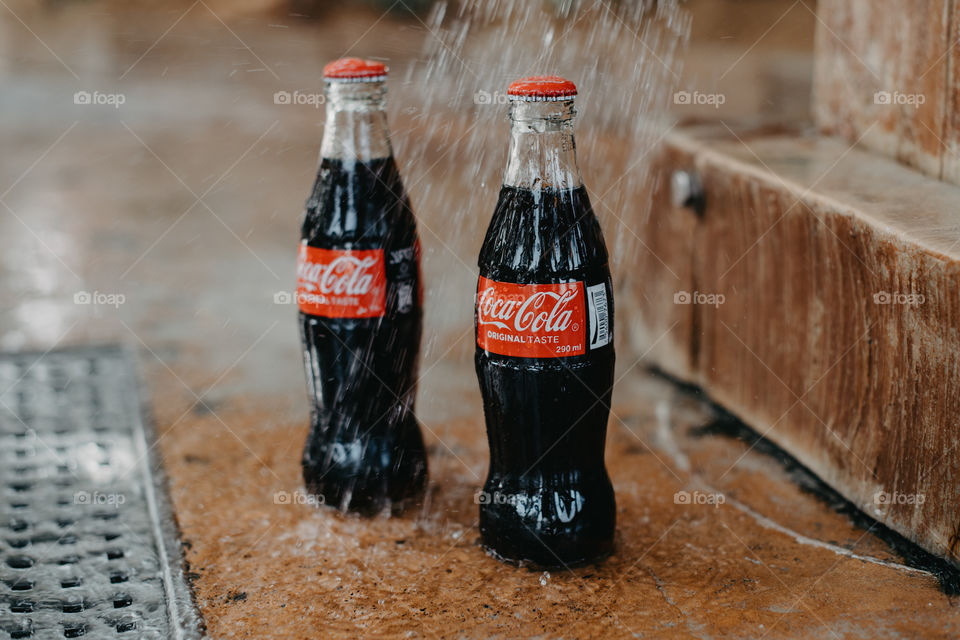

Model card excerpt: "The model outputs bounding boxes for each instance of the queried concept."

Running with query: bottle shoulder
[301,156,417,249]
[478,185,610,283]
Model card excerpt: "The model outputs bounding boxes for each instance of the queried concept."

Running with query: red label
[296,244,386,318]
[476,277,585,358]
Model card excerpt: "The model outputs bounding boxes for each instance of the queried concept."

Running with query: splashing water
[351,0,695,528]
[384,0,691,414]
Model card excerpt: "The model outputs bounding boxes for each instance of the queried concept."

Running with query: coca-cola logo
[475,277,586,358]
[477,287,577,334]
[298,254,378,296]
[296,246,386,319]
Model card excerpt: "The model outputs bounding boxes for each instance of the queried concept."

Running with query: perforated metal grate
[0,347,201,639]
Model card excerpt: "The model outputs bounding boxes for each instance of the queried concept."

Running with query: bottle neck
[503,100,582,191]
[320,80,392,162]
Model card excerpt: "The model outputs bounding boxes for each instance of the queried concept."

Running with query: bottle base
[301,432,428,517]
[477,472,616,568]
[478,503,615,568]
[303,474,426,517]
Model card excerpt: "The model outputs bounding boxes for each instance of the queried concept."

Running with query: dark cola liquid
[300,156,426,515]
[475,184,616,567]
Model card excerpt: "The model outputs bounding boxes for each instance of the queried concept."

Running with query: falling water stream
[391,0,691,373]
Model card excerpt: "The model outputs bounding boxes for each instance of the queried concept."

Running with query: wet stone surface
[152,366,960,639]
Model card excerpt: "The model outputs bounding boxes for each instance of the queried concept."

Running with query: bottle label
[386,243,420,314]
[476,276,587,358]
[587,283,610,349]
[296,243,386,318]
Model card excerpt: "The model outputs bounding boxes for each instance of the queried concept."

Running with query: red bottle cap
[507,76,577,101]
[323,58,388,82]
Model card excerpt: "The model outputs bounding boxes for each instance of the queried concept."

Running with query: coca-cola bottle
[475,76,616,566]
[297,58,426,515]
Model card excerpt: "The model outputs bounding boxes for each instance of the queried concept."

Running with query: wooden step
[627,122,960,567]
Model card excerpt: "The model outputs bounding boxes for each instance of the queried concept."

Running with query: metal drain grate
[0,347,202,639]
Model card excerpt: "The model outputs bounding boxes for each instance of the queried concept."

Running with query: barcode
[587,283,610,349]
